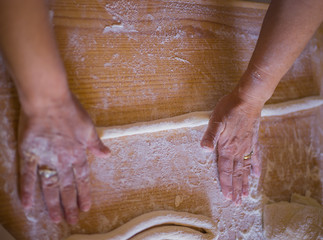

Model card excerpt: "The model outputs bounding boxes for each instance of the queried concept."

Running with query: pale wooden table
[0,1,322,239]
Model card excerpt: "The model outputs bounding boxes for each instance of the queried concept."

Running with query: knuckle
[219,174,232,186]
[21,171,36,184]
[73,168,90,183]
[61,185,75,195]
[219,169,233,177]
[42,176,59,188]
[47,198,60,208]
[65,206,77,214]
[21,191,32,201]
[80,198,91,209]
[77,176,90,186]
[233,170,243,178]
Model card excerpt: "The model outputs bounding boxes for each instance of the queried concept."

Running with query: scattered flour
[103,24,138,34]
[0,1,321,239]
[90,124,264,239]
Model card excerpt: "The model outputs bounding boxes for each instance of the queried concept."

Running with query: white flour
[0,1,321,239]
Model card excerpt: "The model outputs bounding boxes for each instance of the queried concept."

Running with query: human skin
[0,0,323,225]
[0,0,110,225]
[201,0,323,204]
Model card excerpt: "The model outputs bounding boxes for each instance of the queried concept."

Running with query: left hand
[201,89,262,204]
[18,93,110,224]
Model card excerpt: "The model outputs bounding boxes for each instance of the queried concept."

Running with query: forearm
[0,0,70,115]
[236,0,323,105]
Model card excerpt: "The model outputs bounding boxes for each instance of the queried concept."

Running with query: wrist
[235,64,278,107]
[19,75,72,116]
[21,90,73,117]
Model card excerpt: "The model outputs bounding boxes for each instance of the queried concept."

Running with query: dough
[97,96,323,139]
[66,210,217,240]
[264,194,323,240]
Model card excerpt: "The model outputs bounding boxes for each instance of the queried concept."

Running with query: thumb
[201,116,224,152]
[87,128,111,158]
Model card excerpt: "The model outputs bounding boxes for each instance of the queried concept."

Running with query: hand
[201,90,262,204]
[18,93,110,225]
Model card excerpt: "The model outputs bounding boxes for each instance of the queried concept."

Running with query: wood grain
[0,0,322,239]
[51,0,318,126]
[0,0,320,127]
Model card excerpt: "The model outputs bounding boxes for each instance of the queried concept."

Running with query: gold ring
[243,151,254,160]
[38,168,57,179]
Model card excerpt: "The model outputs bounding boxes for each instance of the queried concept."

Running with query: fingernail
[243,189,249,196]
[81,203,91,212]
[102,146,111,155]
[51,213,62,223]
[226,192,233,200]
[22,197,32,209]
[201,140,214,152]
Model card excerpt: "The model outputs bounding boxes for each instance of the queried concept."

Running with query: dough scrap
[66,210,217,240]
[264,194,323,240]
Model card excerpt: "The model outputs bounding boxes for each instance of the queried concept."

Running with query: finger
[201,116,224,151]
[88,128,111,158]
[59,164,79,225]
[19,152,38,209]
[232,158,243,204]
[39,167,62,223]
[251,148,261,178]
[73,158,91,212]
[242,158,251,196]
[217,154,233,200]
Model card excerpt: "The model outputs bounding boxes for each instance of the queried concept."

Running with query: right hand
[201,89,262,204]
[18,93,110,225]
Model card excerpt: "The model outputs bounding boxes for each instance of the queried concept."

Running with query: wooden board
[1,0,320,127]
[0,0,322,239]
[52,0,319,126]
[0,105,322,240]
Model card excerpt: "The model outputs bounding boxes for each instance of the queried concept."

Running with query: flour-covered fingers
[232,158,243,204]
[39,165,62,223]
[19,152,38,209]
[217,153,233,200]
[73,158,91,212]
[58,159,79,225]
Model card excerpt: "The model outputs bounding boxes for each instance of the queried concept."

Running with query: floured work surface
[0,0,323,239]
[0,102,322,240]
[264,194,323,239]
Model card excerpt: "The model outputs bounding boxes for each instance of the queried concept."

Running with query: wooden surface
[0,0,320,127]
[0,106,322,240]
[52,0,318,126]
[0,0,322,239]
